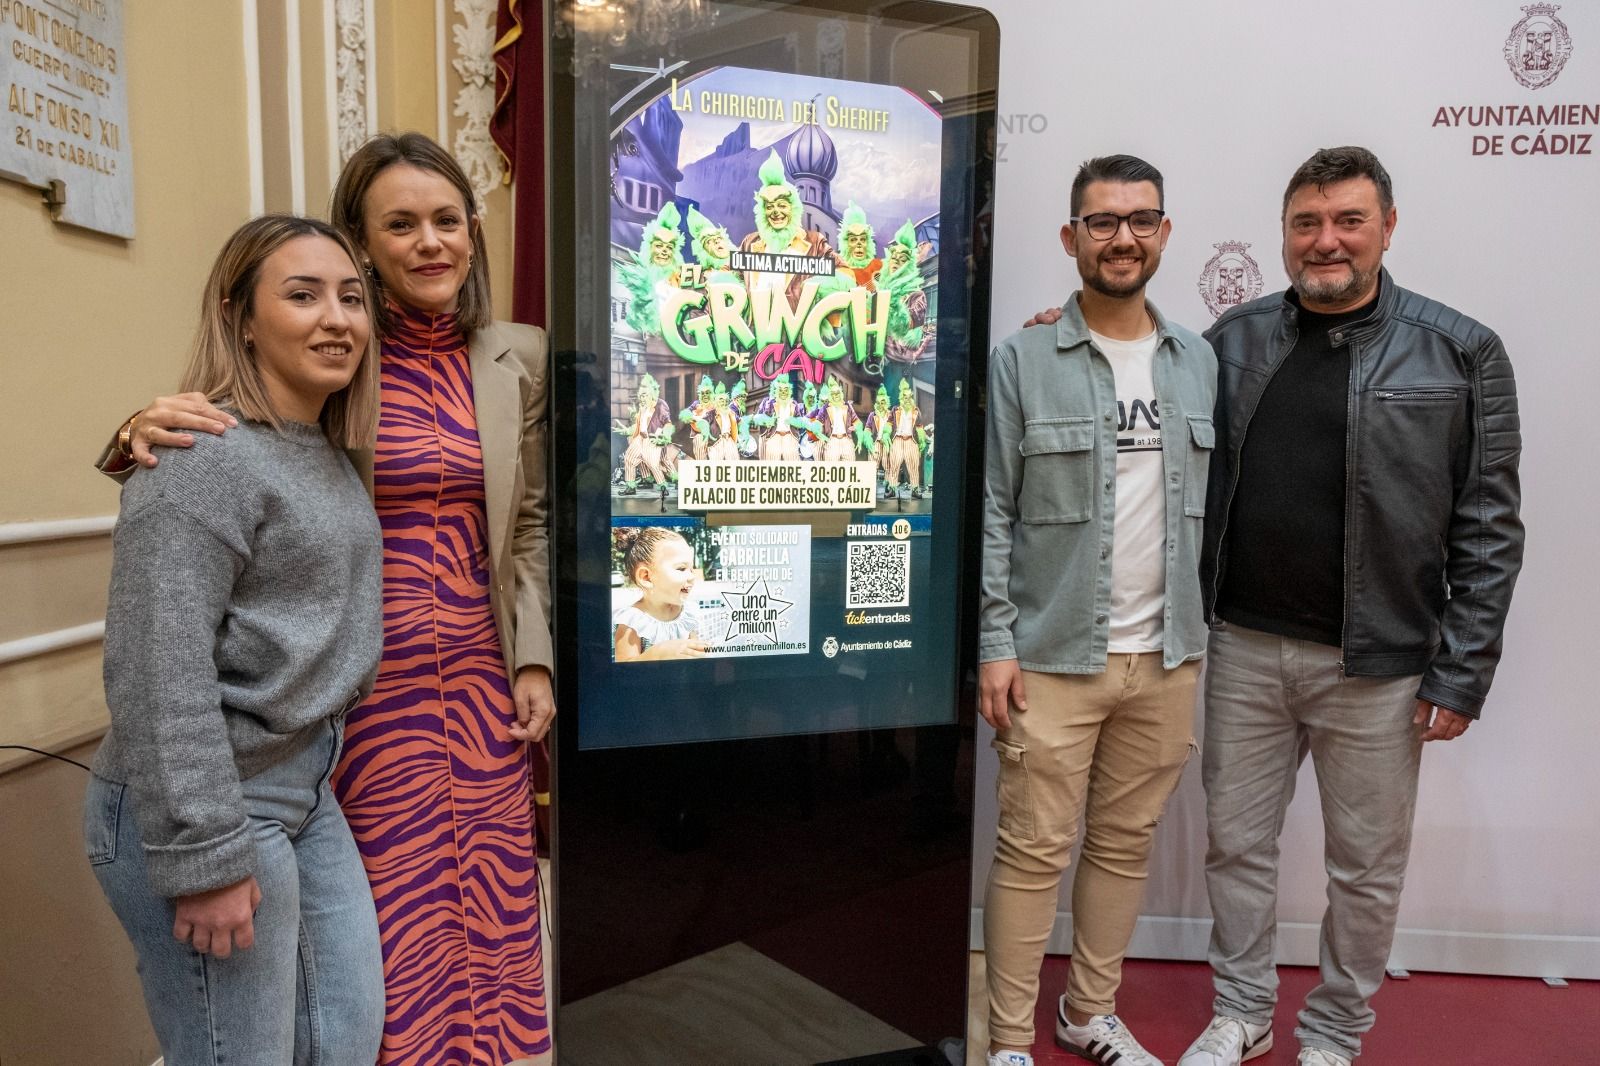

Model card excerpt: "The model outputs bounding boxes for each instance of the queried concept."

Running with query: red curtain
[491,0,547,329]
[492,1,551,852]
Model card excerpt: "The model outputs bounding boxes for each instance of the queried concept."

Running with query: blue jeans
[84,718,384,1066]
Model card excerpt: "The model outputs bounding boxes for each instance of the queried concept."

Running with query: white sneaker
[1178,1014,1274,1065]
[1053,998,1161,1066]
[1297,1049,1351,1066]
[985,1051,1033,1066]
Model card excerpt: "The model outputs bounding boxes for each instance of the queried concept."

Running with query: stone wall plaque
[2,0,133,237]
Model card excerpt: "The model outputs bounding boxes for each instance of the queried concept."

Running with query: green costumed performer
[815,375,863,462]
[729,380,754,456]
[613,372,673,493]
[834,201,881,288]
[921,421,934,494]
[620,203,684,337]
[880,220,932,357]
[800,379,825,457]
[739,150,833,308]
[705,382,743,462]
[679,373,715,460]
[686,206,741,288]
[887,375,926,498]
[798,380,823,460]
[751,376,808,461]
[866,383,894,487]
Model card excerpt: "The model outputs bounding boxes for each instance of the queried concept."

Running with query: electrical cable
[0,745,92,772]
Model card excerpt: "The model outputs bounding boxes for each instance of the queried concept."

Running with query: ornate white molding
[335,0,370,165]
[817,18,845,80]
[286,0,307,213]
[435,0,450,141]
[450,0,504,213]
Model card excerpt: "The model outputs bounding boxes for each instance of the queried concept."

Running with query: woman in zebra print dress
[101,133,555,1066]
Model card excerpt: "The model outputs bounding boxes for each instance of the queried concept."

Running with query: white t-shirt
[1090,327,1166,653]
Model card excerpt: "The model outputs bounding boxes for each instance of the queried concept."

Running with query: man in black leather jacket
[1178,147,1524,1066]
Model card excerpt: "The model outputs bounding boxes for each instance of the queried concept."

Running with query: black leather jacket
[1201,271,1523,718]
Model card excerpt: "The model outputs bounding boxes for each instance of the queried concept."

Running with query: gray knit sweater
[96,417,382,897]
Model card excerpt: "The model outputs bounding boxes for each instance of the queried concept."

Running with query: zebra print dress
[332,303,550,1065]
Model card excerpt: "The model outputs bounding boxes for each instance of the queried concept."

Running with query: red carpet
[1024,956,1599,1064]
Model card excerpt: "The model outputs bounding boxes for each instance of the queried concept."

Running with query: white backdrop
[965,0,1600,978]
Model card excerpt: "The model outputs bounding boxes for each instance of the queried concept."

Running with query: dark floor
[747,860,970,1044]
[557,726,973,1036]
[1018,955,1599,1065]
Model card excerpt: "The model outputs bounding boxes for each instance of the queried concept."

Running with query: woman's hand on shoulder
[510,665,556,743]
[173,875,260,958]
[130,393,238,468]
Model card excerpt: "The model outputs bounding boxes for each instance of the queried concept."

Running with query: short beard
[1082,258,1155,298]
[1293,260,1377,308]
[842,248,874,269]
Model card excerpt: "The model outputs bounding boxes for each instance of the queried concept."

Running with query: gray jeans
[85,717,384,1066]
[1202,622,1422,1059]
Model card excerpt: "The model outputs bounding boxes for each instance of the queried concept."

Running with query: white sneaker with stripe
[1177,1014,1275,1066]
[1052,996,1161,1066]
[985,1050,1033,1066]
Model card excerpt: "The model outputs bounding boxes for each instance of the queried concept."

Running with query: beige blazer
[100,320,555,684]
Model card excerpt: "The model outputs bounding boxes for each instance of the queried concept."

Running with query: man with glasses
[980,155,1217,1066]
[1173,146,1524,1066]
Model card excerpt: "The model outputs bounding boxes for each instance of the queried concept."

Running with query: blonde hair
[178,214,379,449]
[330,131,492,334]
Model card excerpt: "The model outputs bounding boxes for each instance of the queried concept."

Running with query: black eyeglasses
[1070,209,1165,240]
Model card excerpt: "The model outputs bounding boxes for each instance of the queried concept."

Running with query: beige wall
[0,1,252,1058]
[1,7,254,525]
[1,2,518,1060]
[0,741,159,1065]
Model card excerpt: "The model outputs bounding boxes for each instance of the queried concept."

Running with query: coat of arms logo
[1197,241,1264,319]
[1505,4,1573,90]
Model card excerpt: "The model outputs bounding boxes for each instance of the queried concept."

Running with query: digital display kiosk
[549,2,998,1060]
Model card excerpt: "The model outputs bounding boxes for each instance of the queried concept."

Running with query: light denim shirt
[980,294,1217,672]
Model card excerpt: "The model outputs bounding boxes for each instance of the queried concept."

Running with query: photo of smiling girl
[612,526,711,661]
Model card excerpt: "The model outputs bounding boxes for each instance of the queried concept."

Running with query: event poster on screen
[605,66,941,667]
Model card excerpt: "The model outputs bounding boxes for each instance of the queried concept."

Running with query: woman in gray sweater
[86,214,387,1066]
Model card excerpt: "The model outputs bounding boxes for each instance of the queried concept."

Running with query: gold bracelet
[115,411,141,461]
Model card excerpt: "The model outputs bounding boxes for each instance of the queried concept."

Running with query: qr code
[847,541,910,608]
